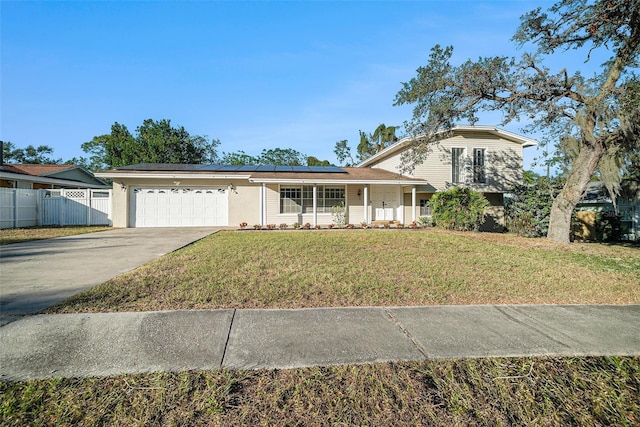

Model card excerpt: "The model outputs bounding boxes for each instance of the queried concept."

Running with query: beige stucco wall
[371,132,524,192]
[110,178,260,227]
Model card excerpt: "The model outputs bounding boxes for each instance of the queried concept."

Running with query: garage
[130,187,228,227]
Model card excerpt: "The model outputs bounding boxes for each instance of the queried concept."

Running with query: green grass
[46,229,640,314]
[6,229,640,425]
[0,226,112,245]
[2,357,638,426]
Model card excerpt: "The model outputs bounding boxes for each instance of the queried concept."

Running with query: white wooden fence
[0,188,112,229]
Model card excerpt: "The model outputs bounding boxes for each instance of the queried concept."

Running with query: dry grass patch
[46,230,640,314]
[2,357,638,426]
[0,226,112,245]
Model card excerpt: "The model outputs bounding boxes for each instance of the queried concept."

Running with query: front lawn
[0,226,112,246]
[46,229,640,314]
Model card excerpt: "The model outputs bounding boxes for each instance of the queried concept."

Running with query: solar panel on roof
[212,165,236,172]
[308,165,346,173]
[115,163,347,173]
[195,164,217,171]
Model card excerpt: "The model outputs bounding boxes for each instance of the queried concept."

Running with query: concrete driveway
[0,227,222,325]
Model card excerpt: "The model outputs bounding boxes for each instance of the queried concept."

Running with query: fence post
[87,190,91,226]
[37,189,43,226]
[60,189,65,226]
[13,189,18,228]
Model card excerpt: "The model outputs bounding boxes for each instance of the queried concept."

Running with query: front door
[370,185,399,221]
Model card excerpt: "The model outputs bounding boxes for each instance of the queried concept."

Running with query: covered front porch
[252,180,431,227]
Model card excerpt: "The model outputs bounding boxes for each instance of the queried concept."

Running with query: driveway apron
[0,227,221,325]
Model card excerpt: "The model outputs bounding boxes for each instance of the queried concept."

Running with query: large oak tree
[394,0,640,243]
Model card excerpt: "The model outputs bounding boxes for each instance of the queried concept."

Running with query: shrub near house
[429,187,488,231]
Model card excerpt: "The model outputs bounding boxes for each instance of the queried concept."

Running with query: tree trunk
[547,142,604,244]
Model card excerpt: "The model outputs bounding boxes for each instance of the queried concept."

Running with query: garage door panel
[131,187,228,227]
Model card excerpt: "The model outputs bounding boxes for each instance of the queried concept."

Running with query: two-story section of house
[358,126,538,230]
[97,125,536,230]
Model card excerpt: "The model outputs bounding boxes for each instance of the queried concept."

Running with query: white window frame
[279,185,345,214]
[419,199,432,217]
[280,187,302,214]
[472,147,488,184]
[451,147,465,184]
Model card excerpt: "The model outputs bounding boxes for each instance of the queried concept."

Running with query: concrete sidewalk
[1,304,638,381]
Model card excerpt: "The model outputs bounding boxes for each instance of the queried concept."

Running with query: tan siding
[371,155,404,176]
[265,184,293,225]
[402,192,434,222]
[367,132,524,192]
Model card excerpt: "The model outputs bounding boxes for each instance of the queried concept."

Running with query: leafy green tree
[2,141,61,164]
[505,177,564,237]
[220,150,260,165]
[221,148,331,166]
[333,139,355,166]
[357,124,398,162]
[429,187,489,231]
[81,119,220,169]
[306,156,331,166]
[522,170,540,186]
[394,0,640,243]
[258,148,306,166]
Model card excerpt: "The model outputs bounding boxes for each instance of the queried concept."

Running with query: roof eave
[95,172,253,180]
[357,126,539,167]
[0,171,110,189]
[248,177,427,185]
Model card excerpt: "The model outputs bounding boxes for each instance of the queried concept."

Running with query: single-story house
[0,164,110,190]
[96,126,537,229]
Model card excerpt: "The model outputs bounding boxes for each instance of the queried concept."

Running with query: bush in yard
[595,210,623,241]
[331,201,347,228]
[505,177,563,237]
[429,187,488,231]
[417,216,431,228]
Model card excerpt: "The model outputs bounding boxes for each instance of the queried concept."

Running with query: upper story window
[451,148,464,184]
[473,148,486,184]
[280,185,345,214]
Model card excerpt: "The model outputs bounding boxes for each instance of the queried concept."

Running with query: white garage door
[131,188,228,227]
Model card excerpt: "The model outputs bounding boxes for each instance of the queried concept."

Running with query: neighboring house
[575,181,639,241]
[0,164,110,189]
[96,126,536,229]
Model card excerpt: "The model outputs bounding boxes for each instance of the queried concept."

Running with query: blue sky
[2,0,597,172]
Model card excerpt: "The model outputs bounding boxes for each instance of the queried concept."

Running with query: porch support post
[312,185,318,227]
[363,185,369,223]
[411,186,417,222]
[261,183,266,226]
